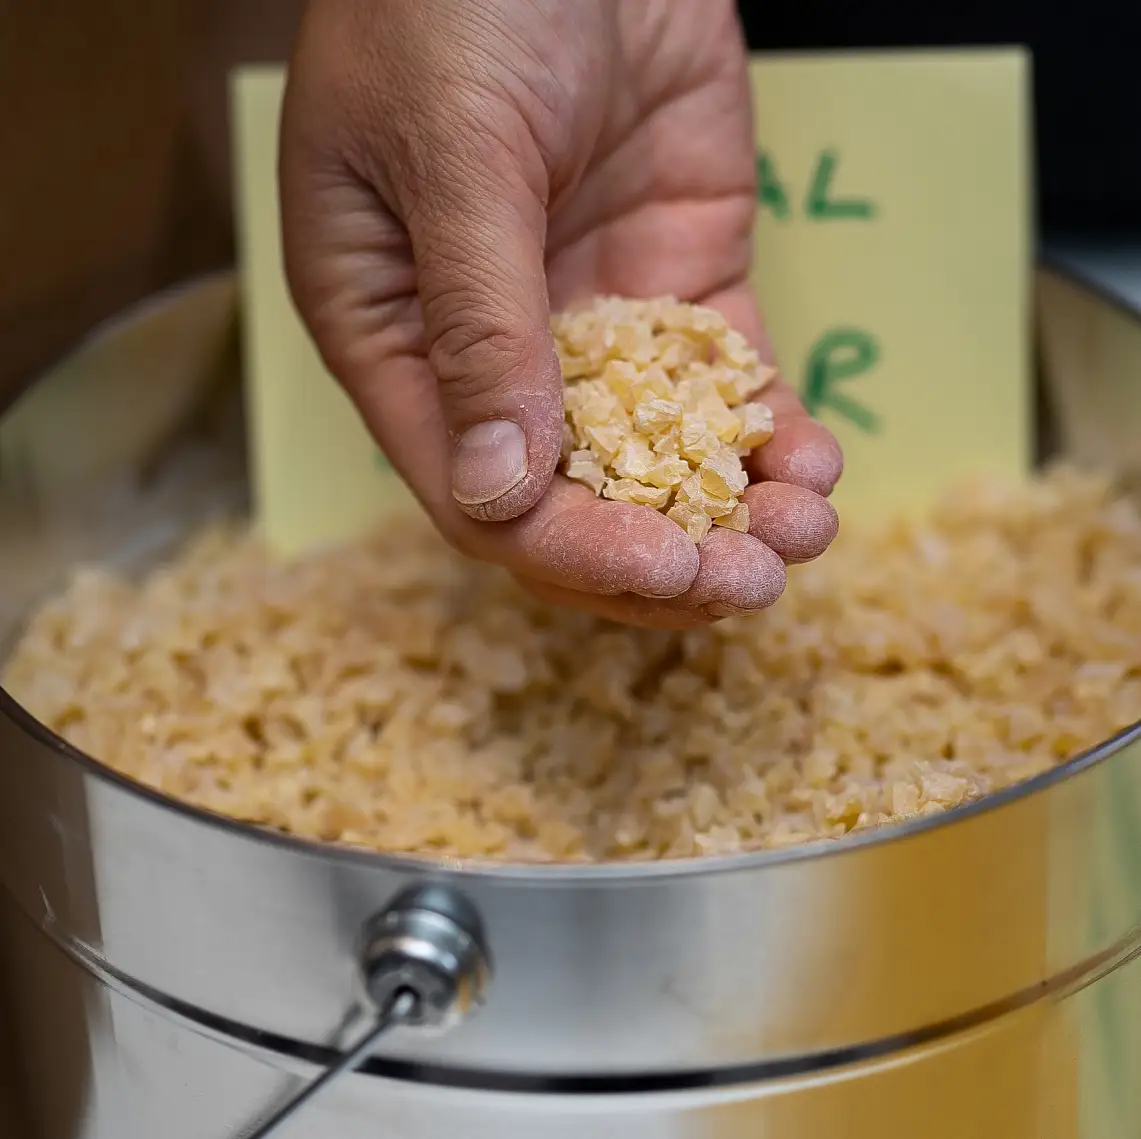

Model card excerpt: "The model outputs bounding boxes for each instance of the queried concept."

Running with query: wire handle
[234,885,491,1139]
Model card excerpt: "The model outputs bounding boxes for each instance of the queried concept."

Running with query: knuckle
[428,315,538,408]
[380,77,524,206]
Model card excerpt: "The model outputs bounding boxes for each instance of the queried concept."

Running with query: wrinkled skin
[280,0,842,628]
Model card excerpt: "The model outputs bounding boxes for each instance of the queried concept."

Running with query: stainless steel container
[1,273,1140,1139]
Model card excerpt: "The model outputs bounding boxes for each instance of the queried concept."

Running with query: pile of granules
[555,296,775,543]
[5,467,1140,862]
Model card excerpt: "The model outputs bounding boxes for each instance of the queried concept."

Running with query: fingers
[398,129,565,524]
[514,579,713,630]
[517,488,700,598]
[677,528,787,617]
[508,482,837,630]
[698,284,844,499]
[742,482,838,563]
[746,378,844,497]
[514,526,787,628]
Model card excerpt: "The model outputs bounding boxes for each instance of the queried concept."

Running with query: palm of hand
[323,0,760,362]
[542,2,762,344]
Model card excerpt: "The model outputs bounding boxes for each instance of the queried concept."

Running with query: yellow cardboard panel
[231,67,414,558]
[750,49,1031,523]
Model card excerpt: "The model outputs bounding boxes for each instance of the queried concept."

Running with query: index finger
[745,378,844,498]
[700,285,844,497]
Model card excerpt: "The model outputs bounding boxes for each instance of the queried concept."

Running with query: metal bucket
[1,273,1140,1139]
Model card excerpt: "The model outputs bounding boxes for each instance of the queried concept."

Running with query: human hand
[280,0,842,628]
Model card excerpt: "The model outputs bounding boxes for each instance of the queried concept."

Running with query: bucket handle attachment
[236,884,492,1139]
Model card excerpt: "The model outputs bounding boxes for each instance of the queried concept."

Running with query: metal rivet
[359,884,491,1031]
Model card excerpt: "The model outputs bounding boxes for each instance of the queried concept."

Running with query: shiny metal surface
[360,885,492,1031]
[239,886,491,1138]
[1,275,1140,1137]
[240,990,419,1139]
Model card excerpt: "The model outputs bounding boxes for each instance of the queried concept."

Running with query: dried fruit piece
[713,502,751,532]
[633,365,674,401]
[644,456,691,489]
[565,450,606,495]
[680,417,722,464]
[566,379,623,427]
[602,359,640,410]
[604,479,671,509]
[676,474,736,520]
[612,437,656,481]
[554,296,778,542]
[700,452,749,499]
[583,424,626,463]
[667,500,714,543]
[725,363,776,403]
[735,403,776,450]
[633,398,684,435]
[610,321,657,365]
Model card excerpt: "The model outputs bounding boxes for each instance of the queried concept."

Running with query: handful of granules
[552,296,776,543]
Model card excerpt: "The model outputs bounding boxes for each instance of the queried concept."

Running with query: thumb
[403,143,565,523]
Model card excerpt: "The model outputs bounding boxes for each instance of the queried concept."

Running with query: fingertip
[743,482,839,563]
[455,468,553,522]
[636,527,704,598]
[452,413,563,522]
[685,528,787,615]
[748,419,844,497]
[528,501,701,599]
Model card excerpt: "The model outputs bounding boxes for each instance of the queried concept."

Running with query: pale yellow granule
[5,466,1140,864]
[553,297,776,542]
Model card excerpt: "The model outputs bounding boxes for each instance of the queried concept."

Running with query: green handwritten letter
[802,328,881,434]
[755,151,791,219]
[805,150,876,220]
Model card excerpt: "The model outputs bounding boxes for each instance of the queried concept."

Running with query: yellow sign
[750,49,1031,522]
[233,51,1031,554]
[231,68,414,558]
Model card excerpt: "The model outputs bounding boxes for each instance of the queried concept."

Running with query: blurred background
[0,0,1134,407]
[742,0,1141,234]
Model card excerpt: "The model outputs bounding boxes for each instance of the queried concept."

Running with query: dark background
[737,1,1139,235]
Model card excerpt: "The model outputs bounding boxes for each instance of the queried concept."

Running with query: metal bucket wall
[1,276,1141,1138]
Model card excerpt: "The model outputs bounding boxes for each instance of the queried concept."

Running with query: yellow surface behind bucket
[749,49,1031,525]
[231,67,416,559]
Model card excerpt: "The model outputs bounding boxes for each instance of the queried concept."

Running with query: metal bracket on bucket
[236,884,491,1139]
